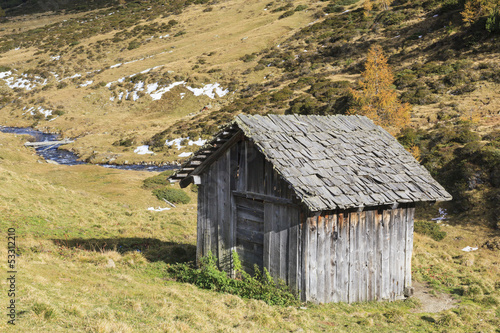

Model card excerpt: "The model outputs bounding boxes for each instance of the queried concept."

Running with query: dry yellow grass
[1,120,500,332]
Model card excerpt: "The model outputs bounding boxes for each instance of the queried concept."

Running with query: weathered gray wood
[317,215,326,303]
[271,205,281,280]
[375,209,382,300]
[338,212,348,302]
[405,206,414,290]
[331,213,339,302]
[389,208,397,301]
[360,210,367,302]
[348,211,357,303]
[398,207,406,297]
[25,139,74,147]
[196,184,204,266]
[288,207,299,293]
[278,205,286,281]
[179,131,244,188]
[366,210,374,301]
[300,211,307,301]
[382,209,390,300]
[324,213,333,303]
[263,203,273,276]
[232,190,294,205]
[308,216,318,303]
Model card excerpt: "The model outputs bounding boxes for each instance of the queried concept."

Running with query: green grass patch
[153,187,190,204]
[414,221,447,241]
[167,252,300,306]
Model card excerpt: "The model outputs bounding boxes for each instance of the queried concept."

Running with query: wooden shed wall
[196,137,415,303]
[302,205,414,303]
[196,138,302,287]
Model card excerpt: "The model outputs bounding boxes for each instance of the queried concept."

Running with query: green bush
[279,10,295,19]
[153,187,190,204]
[127,40,140,50]
[414,221,447,241]
[167,252,299,306]
[143,170,176,189]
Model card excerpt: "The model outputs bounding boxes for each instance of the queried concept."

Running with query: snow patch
[110,63,122,69]
[462,246,478,252]
[134,145,154,155]
[166,138,186,150]
[178,152,193,157]
[188,138,207,146]
[80,80,93,87]
[148,207,171,212]
[186,83,229,99]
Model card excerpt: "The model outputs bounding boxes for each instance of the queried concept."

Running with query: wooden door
[234,196,264,274]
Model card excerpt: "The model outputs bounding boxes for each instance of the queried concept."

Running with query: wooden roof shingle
[171,114,452,211]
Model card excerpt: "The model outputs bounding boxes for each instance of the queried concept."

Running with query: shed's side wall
[301,205,415,303]
[197,139,302,288]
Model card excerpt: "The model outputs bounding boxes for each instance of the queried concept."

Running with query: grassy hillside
[0,1,499,331]
[0,0,498,225]
[0,131,499,332]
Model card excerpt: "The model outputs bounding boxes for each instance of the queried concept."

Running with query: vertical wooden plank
[398,207,406,297]
[338,212,349,302]
[382,208,391,300]
[229,144,238,277]
[236,140,246,192]
[317,215,326,303]
[367,209,375,301]
[279,205,289,283]
[359,210,367,302]
[196,182,205,265]
[297,210,302,297]
[389,207,398,301]
[271,205,281,281]
[263,203,273,276]
[331,212,339,303]
[375,208,382,300]
[218,152,231,271]
[288,206,299,293]
[302,212,309,302]
[324,213,333,303]
[202,177,209,259]
[405,206,415,290]
[308,216,318,303]
[349,211,359,303]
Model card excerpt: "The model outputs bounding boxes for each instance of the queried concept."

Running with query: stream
[0,126,177,172]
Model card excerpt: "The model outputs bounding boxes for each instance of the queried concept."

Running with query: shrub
[167,251,299,306]
[279,10,295,19]
[153,187,190,204]
[414,221,447,241]
[127,40,140,50]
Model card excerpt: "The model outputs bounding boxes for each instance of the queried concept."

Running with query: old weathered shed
[170,114,451,303]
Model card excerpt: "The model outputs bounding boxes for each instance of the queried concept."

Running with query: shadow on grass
[51,237,196,264]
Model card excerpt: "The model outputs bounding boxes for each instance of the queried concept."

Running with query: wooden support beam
[232,190,294,205]
[25,139,74,147]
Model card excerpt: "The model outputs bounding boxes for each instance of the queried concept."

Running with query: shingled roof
[170,114,452,211]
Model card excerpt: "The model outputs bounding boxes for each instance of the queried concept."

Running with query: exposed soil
[411,281,458,313]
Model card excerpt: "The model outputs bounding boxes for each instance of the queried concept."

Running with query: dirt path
[411,281,458,313]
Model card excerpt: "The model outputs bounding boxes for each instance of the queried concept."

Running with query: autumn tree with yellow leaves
[348,45,410,135]
[462,0,500,32]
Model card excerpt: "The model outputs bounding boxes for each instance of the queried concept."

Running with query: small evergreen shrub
[279,10,295,19]
[153,187,190,204]
[414,221,447,241]
[143,171,176,189]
